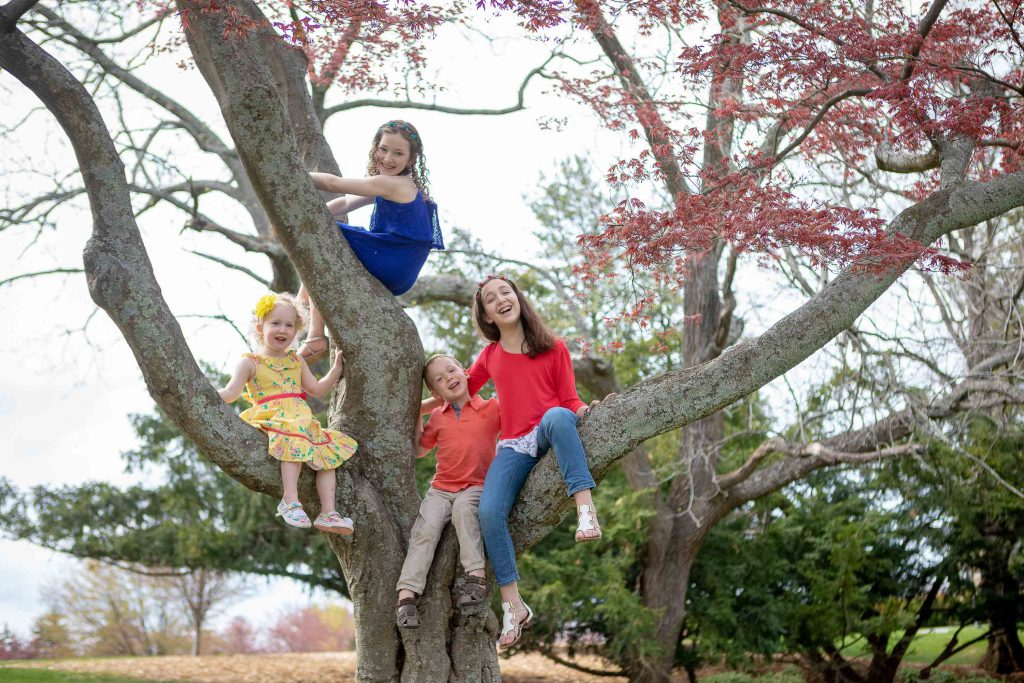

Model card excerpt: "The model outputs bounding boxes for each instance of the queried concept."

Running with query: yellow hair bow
[254,293,277,320]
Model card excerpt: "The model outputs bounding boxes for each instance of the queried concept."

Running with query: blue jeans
[478,407,597,586]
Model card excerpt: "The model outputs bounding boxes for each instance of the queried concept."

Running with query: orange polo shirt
[419,395,500,492]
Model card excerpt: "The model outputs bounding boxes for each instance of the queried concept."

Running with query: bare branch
[187,250,269,287]
[772,89,873,164]
[322,52,557,120]
[899,0,950,82]
[33,6,238,165]
[0,267,83,288]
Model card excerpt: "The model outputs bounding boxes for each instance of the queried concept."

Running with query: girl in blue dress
[298,120,445,360]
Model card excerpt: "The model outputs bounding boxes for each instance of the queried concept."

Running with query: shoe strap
[577,504,597,532]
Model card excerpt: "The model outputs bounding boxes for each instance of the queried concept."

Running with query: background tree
[3,1,1024,682]
[31,610,75,659]
[55,560,190,657]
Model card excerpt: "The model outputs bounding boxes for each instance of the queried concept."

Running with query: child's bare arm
[310,172,411,201]
[326,195,375,218]
[218,358,255,403]
[300,350,345,399]
[420,397,441,415]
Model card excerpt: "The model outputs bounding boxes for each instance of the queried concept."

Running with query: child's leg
[497,581,532,649]
[297,284,329,357]
[536,407,601,540]
[536,407,598,498]
[281,461,303,503]
[396,487,454,598]
[478,448,537,587]
[450,485,486,577]
[315,469,336,514]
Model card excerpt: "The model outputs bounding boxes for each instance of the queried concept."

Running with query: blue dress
[337,192,444,296]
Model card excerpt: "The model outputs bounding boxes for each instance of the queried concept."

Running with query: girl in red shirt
[469,275,609,650]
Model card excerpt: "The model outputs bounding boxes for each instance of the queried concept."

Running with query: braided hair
[366,120,432,200]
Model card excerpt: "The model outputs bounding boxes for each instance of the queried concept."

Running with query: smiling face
[374,132,412,176]
[257,303,299,356]
[479,278,522,329]
[425,356,470,405]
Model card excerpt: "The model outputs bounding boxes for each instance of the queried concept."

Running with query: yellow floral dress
[239,351,357,470]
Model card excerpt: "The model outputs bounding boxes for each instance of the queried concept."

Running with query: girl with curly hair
[299,120,444,360]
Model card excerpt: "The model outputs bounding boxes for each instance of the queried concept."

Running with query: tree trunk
[978,536,1024,674]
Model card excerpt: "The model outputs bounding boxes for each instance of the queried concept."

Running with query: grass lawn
[840,626,1024,666]
[0,670,180,683]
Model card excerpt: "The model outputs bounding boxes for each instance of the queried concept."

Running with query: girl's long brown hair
[473,276,555,358]
[366,120,431,199]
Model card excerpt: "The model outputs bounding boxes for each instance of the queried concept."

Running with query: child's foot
[575,504,602,542]
[314,511,354,536]
[298,336,329,363]
[276,500,311,529]
[458,575,488,608]
[497,601,533,650]
[396,597,420,629]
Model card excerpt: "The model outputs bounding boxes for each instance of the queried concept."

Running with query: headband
[254,293,277,319]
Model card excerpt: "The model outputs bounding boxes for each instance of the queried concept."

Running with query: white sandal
[276,500,311,529]
[314,511,354,536]
[498,600,533,651]
[575,504,602,542]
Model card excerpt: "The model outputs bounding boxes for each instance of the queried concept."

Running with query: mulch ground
[0,651,642,682]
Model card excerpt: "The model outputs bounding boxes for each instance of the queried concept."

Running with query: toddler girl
[299,120,444,361]
[219,293,358,533]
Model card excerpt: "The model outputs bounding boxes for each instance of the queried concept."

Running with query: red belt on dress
[255,392,307,405]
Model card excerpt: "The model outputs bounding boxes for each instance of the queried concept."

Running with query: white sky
[0,6,923,637]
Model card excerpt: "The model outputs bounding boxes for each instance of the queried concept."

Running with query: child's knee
[477,499,503,530]
[452,500,478,526]
[541,406,575,429]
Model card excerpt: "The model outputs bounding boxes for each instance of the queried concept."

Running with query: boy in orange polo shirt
[396,354,501,629]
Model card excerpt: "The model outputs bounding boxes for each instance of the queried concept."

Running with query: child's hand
[578,393,616,418]
[332,349,345,377]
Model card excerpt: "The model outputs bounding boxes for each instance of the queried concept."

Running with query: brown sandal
[458,575,488,607]
[396,597,420,629]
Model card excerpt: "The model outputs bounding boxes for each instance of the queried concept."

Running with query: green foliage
[689,470,938,667]
[515,466,661,663]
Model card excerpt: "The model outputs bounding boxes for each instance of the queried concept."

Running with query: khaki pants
[396,485,485,594]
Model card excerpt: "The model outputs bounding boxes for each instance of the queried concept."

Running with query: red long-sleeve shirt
[468,338,586,439]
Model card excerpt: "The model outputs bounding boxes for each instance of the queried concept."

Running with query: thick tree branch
[0,0,37,26]
[398,273,475,307]
[875,141,941,173]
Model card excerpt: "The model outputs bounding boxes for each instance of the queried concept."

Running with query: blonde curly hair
[251,292,307,345]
